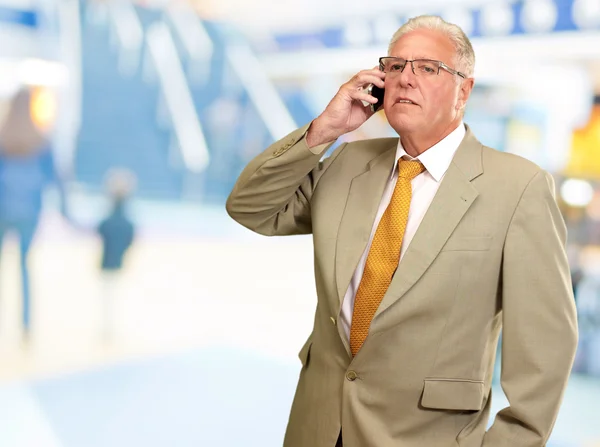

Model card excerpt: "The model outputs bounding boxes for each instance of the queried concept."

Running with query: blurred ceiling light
[17,59,68,87]
[481,2,514,36]
[374,15,401,44]
[343,20,372,47]
[573,0,600,29]
[30,86,57,131]
[521,0,558,33]
[561,178,595,207]
[442,7,474,36]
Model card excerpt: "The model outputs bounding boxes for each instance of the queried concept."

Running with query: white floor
[0,206,316,382]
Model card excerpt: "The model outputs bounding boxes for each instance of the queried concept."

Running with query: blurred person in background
[0,86,64,341]
[574,248,600,377]
[97,168,136,341]
[227,15,578,447]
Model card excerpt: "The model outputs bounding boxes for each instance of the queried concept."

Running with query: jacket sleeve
[225,122,345,236]
[482,170,578,446]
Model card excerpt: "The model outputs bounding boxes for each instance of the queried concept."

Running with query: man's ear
[457,77,475,110]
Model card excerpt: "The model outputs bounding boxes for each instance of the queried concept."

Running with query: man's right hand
[306,67,386,148]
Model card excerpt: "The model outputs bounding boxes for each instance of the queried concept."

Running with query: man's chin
[388,117,420,135]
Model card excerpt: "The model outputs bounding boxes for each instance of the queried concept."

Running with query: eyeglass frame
[379,56,467,79]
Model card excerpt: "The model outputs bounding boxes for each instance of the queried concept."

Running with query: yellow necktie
[349,158,425,356]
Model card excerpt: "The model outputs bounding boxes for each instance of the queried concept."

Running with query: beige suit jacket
[226,122,578,447]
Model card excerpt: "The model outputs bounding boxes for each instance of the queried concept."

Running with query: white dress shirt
[339,123,466,341]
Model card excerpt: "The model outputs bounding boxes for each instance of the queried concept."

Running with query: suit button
[273,144,290,156]
[346,371,358,381]
[330,316,336,326]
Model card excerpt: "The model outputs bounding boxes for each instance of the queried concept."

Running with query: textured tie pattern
[349,159,425,356]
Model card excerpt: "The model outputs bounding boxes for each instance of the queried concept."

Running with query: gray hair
[388,15,475,78]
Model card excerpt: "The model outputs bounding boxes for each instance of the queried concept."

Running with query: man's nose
[396,64,417,89]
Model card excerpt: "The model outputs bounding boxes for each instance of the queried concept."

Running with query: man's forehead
[390,30,455,60]
[388,54,436,60]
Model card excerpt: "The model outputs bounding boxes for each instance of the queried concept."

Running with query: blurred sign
[503,102,548,167]
[264,0,600,52]
[0,5,37,28]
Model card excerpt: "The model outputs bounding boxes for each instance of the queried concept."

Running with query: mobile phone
[368,84,385,113]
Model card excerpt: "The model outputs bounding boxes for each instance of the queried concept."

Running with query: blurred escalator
[75,2,301,205]
[75,2,183,200]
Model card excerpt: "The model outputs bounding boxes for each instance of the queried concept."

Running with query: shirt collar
[391,122,466,183]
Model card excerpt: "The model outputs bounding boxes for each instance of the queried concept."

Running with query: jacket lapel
[335,145,396,307]
[374,126,483,319]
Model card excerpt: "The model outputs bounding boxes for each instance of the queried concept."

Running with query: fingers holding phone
[347,68,385,111]
[363,84,385,113]
[306,67,385,147]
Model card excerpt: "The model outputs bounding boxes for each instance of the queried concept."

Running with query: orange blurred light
[30,86,57,131]
[566,104,600,179]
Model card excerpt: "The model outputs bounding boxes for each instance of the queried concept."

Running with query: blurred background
[0,0,599,445]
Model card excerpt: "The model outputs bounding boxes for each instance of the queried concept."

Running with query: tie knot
[398,159,425,180]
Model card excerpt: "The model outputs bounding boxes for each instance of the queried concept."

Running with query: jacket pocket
[441,236,492,252]
[421,378,485,411]
[298,336,313,367]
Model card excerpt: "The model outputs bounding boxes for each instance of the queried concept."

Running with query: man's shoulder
[480,144,543,180]
[333,136,398,160]
[320,136,398,171]
[344,136,398,150]
[472,145,554,209]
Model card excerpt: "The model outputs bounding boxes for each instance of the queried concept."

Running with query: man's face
[383,29,473,136]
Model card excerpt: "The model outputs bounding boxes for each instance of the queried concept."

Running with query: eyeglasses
[379,57,466,79]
